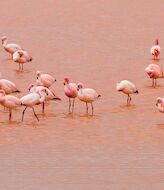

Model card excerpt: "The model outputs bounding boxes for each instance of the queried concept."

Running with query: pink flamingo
[156,97,164,113]
[0,89,21,120]
[116,80,139,105]
[13,50,32,71]
[20,89,48,121]
[77,83,101,115]
[0,79,20,94]
[1,36,22,57]
[28,84,61,113]
[145,64,164,87]
[36,71,56,88]
[150,39,160,60]
[64,77,77,113]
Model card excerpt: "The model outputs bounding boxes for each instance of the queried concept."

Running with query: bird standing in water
[116,80,138,105]
[77,82,101,115]
[64,77,77,113]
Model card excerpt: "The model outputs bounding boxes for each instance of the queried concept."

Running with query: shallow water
[0,0,163,189]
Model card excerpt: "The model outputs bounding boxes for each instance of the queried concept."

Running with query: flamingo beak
[63,80,66,85]
[45,89,49,96]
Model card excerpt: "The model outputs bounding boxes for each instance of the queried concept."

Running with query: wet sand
[0,0,164,189]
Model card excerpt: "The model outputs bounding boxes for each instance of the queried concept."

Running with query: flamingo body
[36,71,56,88]
[0,90,21,120]
[0,79,20,94]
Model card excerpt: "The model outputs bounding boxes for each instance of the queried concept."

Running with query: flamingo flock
[0,36,163,121]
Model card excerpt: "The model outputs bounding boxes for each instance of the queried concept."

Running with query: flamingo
[64,77,78,113]
[20,89,48,121]
[0,90,21,120]
[150,39,160,60]
[0,79,20,94]
[1,36,22,57]
[13,50,32,71]
[156,97,164,113]
[145,64,164,87]
[77,83,101,115]
[36,71,56,88]
[116,80,139,105]
[28,84,61,113]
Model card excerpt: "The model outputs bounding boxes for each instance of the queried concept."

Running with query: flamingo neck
[0,96,5,103]
[2,39,7,47]
[39,92,46,103]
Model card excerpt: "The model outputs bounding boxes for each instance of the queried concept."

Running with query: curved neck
[2,39,7,47]
[0,96,5,103]
[39,91,46,103]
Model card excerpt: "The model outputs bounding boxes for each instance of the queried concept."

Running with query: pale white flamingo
[145,64,164,87]
[0,79,20,94]
[64,76,77,113]
[36,71,56,88]
[1,36,22,57]
[28,84,61,113]
[150,39,160,59]
[20,89,48,121]
[116,80,138,105]
[13,50,32,71]
[0,89,21,120]
[77,83,101,115]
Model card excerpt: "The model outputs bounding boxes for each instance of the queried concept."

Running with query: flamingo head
[0,89,5,96]
[77,82,84,90]
[40,88,49,96]
[1,36,7,43]
[145,68,154,78]
[17,51,24,58]
[156,97,162,106]
[36,70,41,77]
[28,83,35,91]
[64,76,70,85]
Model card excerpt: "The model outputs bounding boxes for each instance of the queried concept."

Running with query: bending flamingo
[0,90,21,120]
[150,39,160,60]
[28,84,61,113]
[116,80,138,105]
[1,36,22,57]
[36,71,56,88]
[0,79,20,94]
[20,89,48,121]
[64,77,77,113]
[13,50,32,71]
[145,64,164,87]
[77,83,101,115]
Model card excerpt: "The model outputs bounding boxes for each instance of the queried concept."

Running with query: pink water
[0,0,163,189]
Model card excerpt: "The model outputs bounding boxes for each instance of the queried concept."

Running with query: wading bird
[77,82,101,115]
[116,80,138,105]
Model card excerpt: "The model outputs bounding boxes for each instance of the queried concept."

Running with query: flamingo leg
[152,79,154,87]
[68,98,71,113]
[91,103,94,115]
[86,103,88,114]
[19,63,21,71]
[9,109,12,121]
[129,95,132,104]
[155,79,157,87]
[22,107,27,121]
[32,107,39,121]
[127,95,129,105]
[72,98,75,113]
[42,102,45,113]
[22,64,24,71]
